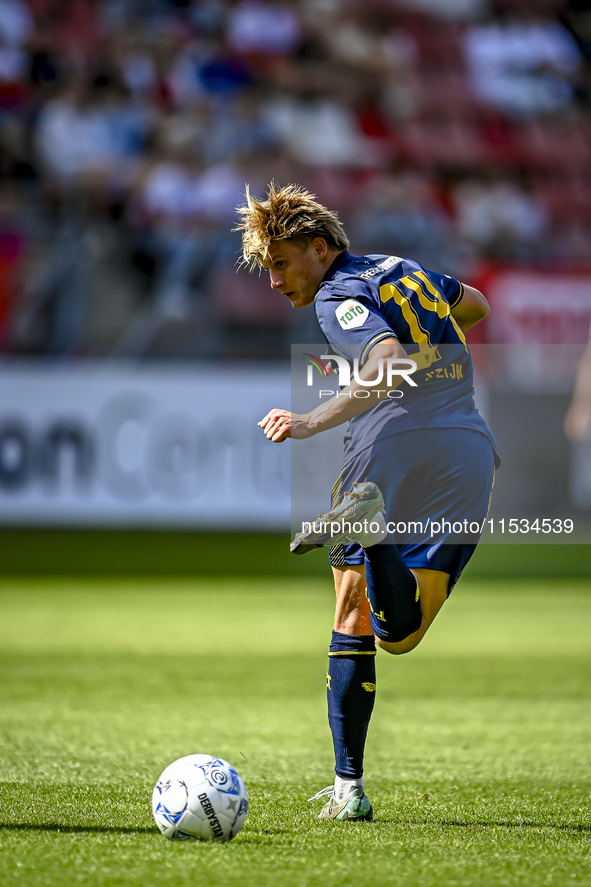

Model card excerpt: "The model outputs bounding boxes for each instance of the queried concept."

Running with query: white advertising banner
[0,362,291,528]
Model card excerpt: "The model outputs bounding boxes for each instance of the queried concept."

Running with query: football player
[236,183,499,822]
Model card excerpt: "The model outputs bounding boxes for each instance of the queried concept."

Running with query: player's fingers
[258,409,288,430]
[269,418,291,442]
[272,424,289,442]
[258,411,276,429]
[261,418,284,441]
[259,416,277,433]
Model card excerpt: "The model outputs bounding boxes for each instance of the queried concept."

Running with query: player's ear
[311,237,328,259]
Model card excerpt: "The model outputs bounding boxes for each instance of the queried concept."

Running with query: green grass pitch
[1,575,590,886]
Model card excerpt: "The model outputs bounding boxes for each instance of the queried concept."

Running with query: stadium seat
[401,117,494,169]
[212,265,293,326]
[416,69,479,120]
[209,264,296,360]
[403,15,465,71]
[531,175,591,225]
[514,120,591,175]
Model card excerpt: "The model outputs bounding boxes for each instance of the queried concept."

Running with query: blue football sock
[364,540,422,643]
[327,631,376,779]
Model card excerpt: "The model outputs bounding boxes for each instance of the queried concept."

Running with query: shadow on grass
[0,822,155,835]
[361,817,591,835]
[4,819,590,838]
[440,819,591,834]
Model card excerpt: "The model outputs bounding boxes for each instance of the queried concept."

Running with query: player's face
[263,240,327,308]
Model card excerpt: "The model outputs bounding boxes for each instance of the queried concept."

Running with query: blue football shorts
[329,427,496,591]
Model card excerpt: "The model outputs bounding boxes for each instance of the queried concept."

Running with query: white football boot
[308,783,374,822]
[290,481,386,555]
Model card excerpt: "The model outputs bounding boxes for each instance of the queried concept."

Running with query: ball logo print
[152,754,249,842]
[202,759,234,788]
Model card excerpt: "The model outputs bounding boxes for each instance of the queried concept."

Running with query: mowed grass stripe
[1,578,591,656]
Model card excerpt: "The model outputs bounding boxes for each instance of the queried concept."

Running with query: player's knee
[375,632,424,655]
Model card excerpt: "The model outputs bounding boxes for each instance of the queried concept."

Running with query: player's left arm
[451,284,490,331]
[258,338,407,443]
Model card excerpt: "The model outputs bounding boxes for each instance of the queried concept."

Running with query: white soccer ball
[152,754,249,842]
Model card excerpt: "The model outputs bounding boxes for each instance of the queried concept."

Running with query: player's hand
[257,409,314,442]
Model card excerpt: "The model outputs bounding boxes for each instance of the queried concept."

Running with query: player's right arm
[258,338,408,443]
[451,284,490,331]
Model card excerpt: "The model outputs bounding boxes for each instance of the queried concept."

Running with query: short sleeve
[426,270,464,308]
[315,287,395,365]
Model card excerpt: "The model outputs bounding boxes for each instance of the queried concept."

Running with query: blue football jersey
[314,251,499,464]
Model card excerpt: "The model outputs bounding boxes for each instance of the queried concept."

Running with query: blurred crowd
[0,0,589,359]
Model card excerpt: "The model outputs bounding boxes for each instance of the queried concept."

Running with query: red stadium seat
[416,69,479,120]
[401,117,494,169]
[514,120,591,175]
[531,175,591,225]
[212,265,293,326]
[403,16,465,71]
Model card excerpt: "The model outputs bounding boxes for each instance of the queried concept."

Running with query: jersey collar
[317,251,351,293]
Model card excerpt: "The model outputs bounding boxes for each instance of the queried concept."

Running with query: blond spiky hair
[236,182,349,269]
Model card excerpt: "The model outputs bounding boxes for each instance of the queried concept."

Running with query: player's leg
[362,534,423,643]
[328,564,375,781]
[317,552,456,820]
[333,564,371,635]
[313,564,374,820]
[374,566,449,654]
[313,446,425,818]
[333,561,450,653]
[362,427,496,647]
[320,426,495,650]
[312,430,495,818]
[317,558,447,820]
